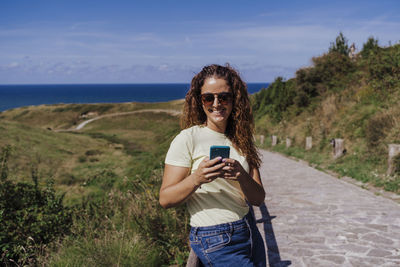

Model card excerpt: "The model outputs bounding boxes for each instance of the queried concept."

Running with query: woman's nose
[212,96,220,106]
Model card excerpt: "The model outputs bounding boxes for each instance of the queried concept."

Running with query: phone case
[210,145,230,160]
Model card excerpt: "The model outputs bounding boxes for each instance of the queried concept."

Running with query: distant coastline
[0,83,268,112]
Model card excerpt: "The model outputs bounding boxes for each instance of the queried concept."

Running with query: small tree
[361,36,379,58]
[329,32,350,56]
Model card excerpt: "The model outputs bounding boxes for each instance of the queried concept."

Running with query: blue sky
[0,0,399,84]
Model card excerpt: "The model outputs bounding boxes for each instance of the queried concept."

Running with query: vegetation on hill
[252,33,400,194]
[0,103,188,266]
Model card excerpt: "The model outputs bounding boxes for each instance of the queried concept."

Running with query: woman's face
[200,77,233,131]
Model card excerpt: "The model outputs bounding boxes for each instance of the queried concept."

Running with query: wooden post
[260,135,265,145]
[333,138,345,159]
[186,248,200,267]
[286,138,292,148]
[387,144,400,175]
[305,136,312,150]
[271,135,277,146]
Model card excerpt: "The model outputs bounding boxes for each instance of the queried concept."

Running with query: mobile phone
[210,145,230,160]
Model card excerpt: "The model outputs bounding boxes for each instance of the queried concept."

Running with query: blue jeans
[189,213,266,267]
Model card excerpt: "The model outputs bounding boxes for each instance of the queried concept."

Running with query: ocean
[0,83,268,112]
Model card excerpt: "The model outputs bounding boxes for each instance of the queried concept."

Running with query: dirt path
[252,149,400,266]
[59,109,181,131]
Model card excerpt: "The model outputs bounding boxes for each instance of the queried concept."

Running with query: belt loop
[229,222,233,234]
[244,215,253,256]
[193,227,199,236]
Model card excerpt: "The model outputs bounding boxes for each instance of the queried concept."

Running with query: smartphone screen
[210,145,230,160]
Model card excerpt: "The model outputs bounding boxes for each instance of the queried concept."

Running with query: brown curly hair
[181,64,261,169]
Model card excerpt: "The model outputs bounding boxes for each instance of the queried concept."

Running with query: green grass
[46,228,163,266]
[1,102,189,266]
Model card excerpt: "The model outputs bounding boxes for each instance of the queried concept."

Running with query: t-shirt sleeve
[165,130,192,168]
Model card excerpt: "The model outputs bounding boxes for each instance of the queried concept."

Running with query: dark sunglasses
[200,92,233,106]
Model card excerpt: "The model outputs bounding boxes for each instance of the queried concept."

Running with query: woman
[159,64,266,266]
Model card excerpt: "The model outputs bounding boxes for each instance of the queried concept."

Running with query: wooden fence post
[333,138,345,159]
[260,135,265,145]
[286,138,292,148]
[387,144,400,175]
[271,135,278,146]
[305,136,312,150]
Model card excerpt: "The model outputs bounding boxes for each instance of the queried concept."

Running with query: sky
[0,0,399,84]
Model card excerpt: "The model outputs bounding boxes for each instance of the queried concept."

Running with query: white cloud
[1,11,399,83]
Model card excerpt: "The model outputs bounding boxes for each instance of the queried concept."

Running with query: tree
[329,32,350,56]
[361,36,379,58]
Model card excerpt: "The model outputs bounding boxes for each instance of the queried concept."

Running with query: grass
[1,101,189,266]
[46,232,163,267]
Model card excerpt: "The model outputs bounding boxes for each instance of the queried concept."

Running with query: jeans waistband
[190,213,250,236]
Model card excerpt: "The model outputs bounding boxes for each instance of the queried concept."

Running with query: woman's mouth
[208,108,226,118]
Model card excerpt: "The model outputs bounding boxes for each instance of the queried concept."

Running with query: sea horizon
[0,82,269,112]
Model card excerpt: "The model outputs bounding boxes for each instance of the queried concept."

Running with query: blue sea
[0,83,268,112]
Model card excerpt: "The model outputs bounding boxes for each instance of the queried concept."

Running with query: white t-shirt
[165,125,250,227]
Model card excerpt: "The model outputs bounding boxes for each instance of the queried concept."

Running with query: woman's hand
[159,156,226,208]
[220,158,266,206]
[192,156,226,186]
[221,158,246,181]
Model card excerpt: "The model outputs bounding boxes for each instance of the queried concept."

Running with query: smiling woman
[159,64,266,266]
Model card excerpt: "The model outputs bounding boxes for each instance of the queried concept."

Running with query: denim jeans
[189,213,266,267]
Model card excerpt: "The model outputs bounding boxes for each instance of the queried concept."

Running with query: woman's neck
[205,120,227,133]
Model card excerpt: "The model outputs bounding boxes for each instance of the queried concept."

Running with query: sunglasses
[200,92,233,106]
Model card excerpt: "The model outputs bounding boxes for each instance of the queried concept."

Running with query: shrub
[0,146,72,265]
[366,44,400,92]
[0,178,72,265]
[0,145,11,181]
[252,77,296,121]
[393,154,400,176]
[78,155,87,163]
[85,149,102,156]
[329,32,350,56]
[361,37,379,59]
[365,113,395,149]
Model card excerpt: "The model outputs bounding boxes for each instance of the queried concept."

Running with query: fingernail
[222,158,226,162]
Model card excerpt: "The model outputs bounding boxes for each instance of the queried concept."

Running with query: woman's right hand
[160,156,225,208]
[192,156,226,186]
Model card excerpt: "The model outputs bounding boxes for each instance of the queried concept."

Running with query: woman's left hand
[222,158,265,206]
[221,158,246,181]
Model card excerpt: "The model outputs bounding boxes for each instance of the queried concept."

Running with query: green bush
[361,37,379,59]
[365,113,395,149]
[0,146,72,265]
[366,44,400,92]
[329,32,350,56]
[0,179,72,265]
[85,149,102,156]
[393,154,400,176]
[252,77,296,121]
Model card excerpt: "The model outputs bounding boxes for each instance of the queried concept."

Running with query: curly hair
[181,64,261,169]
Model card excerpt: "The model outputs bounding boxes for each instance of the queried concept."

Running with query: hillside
[0,101,188,265]
[0,99,183,130]
[252,35,400,194]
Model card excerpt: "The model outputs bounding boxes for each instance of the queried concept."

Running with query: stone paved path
[252,149,400,267]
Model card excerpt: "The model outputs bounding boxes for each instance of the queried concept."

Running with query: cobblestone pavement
[252,150,400,267]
